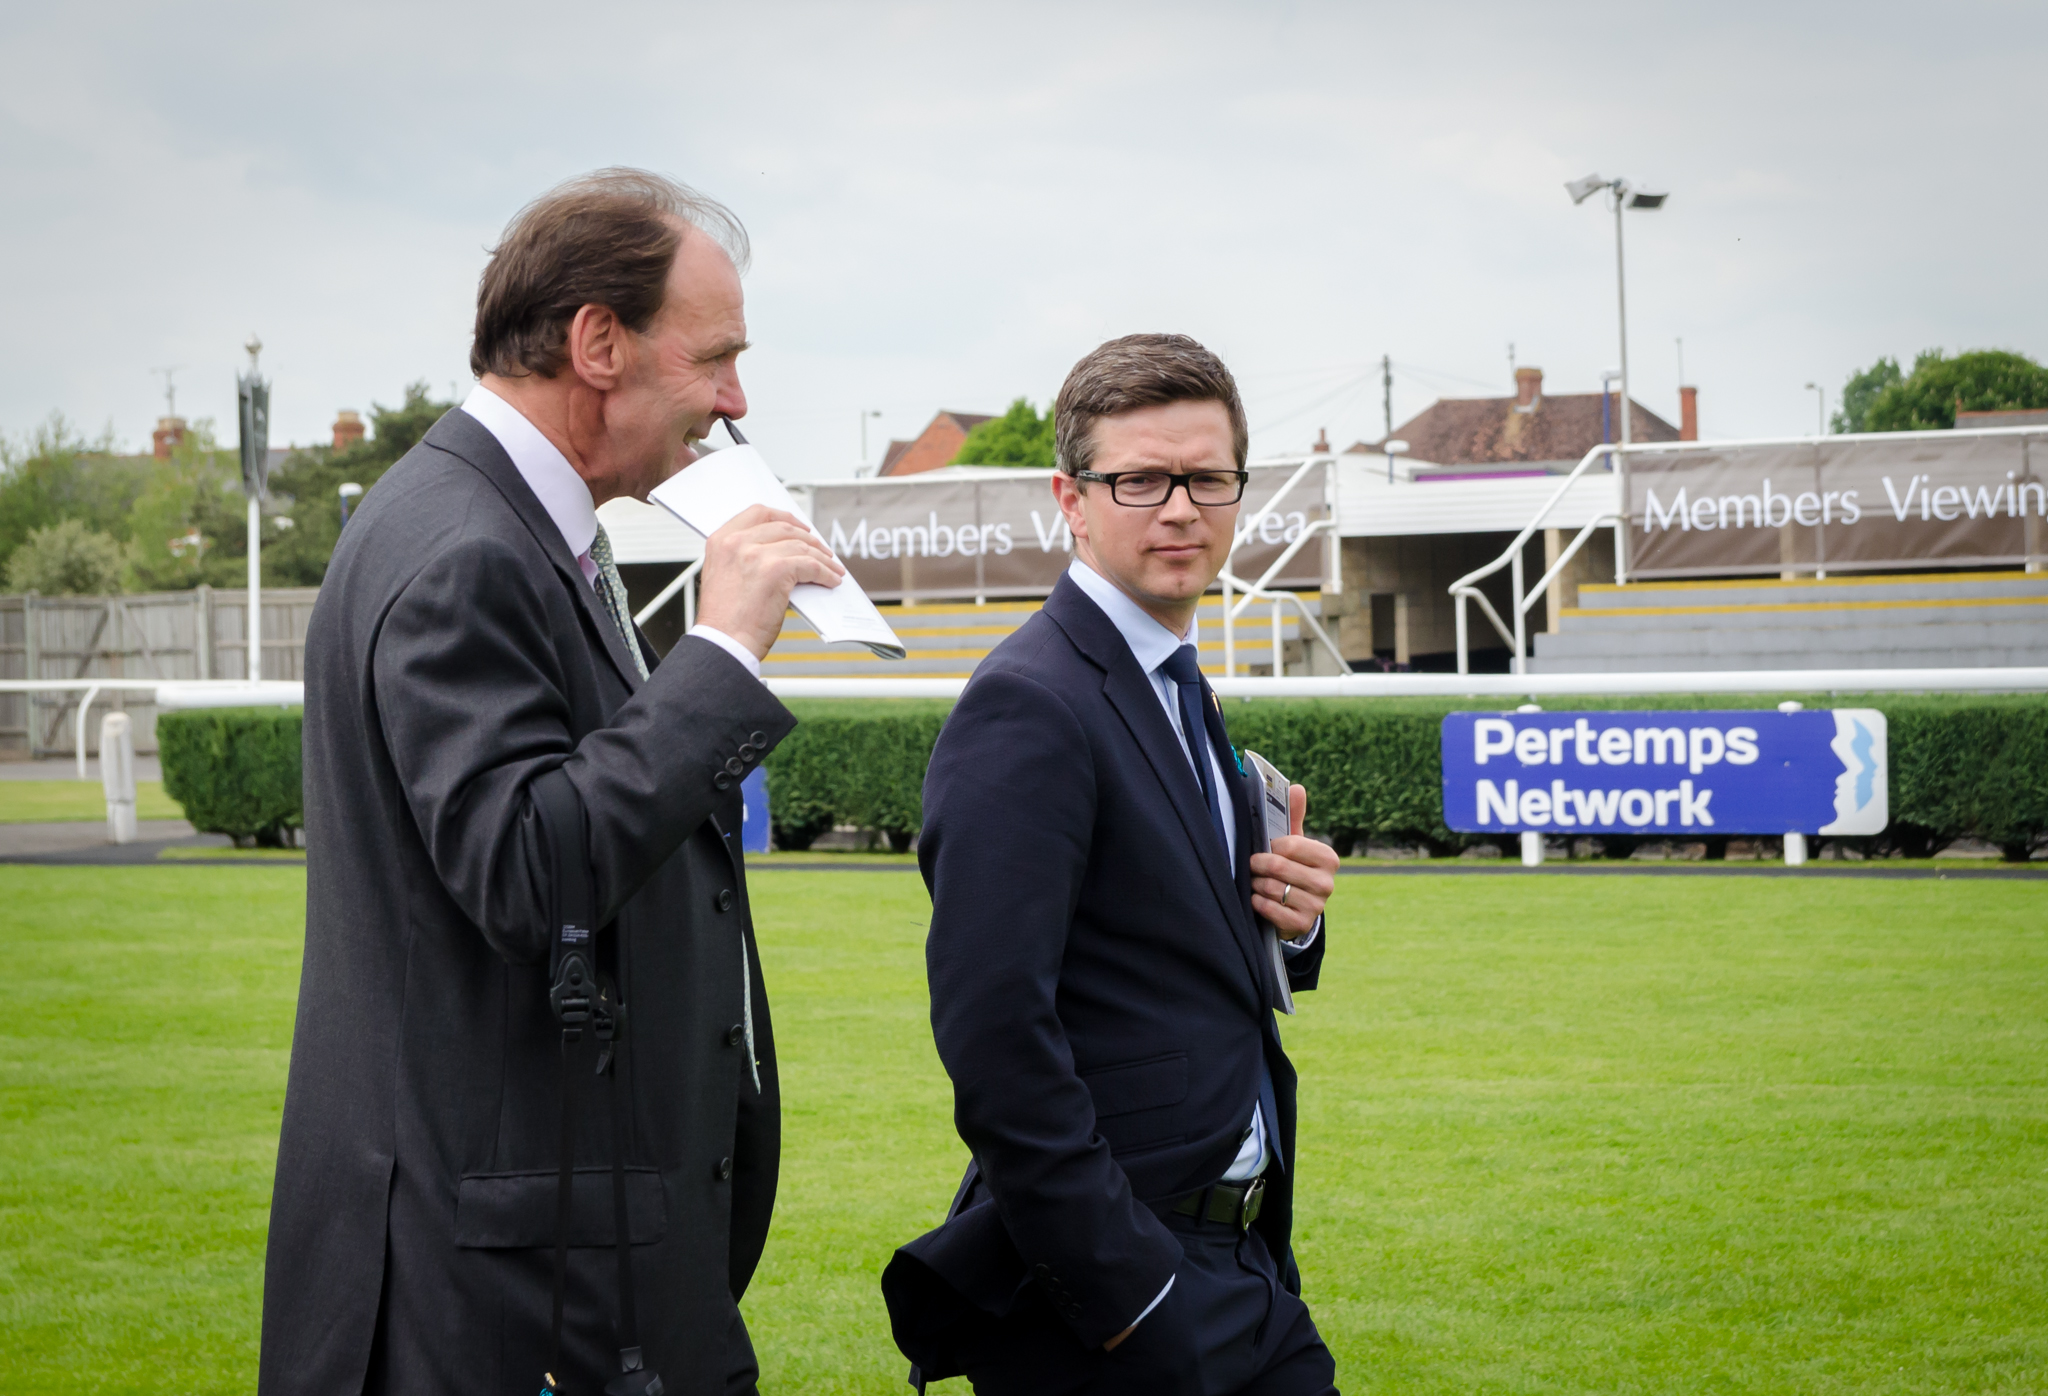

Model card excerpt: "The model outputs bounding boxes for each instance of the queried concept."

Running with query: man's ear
[1051,471,1090,543]
[566,303,628,391]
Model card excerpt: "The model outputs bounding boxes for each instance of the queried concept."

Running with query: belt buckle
[1238,1177,1265,1229]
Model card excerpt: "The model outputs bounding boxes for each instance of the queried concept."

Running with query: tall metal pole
[1614,184,1631,452]
[246,495,261,682]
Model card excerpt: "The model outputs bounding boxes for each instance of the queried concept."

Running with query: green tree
[5,518,129,594]
[1832,357,1903,433]
[1860,349,2048,432]
[0,414,150,565]
[264,382,455,585]
[952,397,1056,469]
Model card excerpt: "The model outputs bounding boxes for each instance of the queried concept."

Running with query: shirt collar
[461,384,598,561]
[1067,559,1195,677]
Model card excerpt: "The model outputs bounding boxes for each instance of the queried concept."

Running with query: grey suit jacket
[258,408,794,1396]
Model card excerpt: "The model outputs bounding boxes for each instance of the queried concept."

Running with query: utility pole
[1381,354,1393,442]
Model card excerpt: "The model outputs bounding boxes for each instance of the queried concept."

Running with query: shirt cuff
[1125,1274,1175,1333]
[1280,915,1322,955]
[688,624,763,680]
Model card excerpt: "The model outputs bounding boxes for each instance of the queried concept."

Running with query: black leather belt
[1170,1175,1264,1230]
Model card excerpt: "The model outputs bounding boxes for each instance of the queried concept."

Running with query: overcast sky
[4,1,2043,480]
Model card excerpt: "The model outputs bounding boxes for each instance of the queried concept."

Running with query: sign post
[237,337,270,682]
[1441,707,1887,863]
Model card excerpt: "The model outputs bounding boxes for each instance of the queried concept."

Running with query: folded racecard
[651,438,906,660]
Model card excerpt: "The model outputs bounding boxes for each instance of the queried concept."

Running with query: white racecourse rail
[7,669,2044,713]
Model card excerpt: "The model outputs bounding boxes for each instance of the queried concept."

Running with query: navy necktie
[1160,644,1230,863]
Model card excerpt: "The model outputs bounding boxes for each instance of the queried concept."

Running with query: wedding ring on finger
[1280,883,1293,907]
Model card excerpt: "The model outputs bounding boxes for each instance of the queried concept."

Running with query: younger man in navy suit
[883,334,1341,1395]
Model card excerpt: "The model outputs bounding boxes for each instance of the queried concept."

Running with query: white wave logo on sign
[1820,709,1888,835]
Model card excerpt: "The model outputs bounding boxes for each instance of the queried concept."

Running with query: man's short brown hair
[1053,333,1249,476]
[470,168,750,380]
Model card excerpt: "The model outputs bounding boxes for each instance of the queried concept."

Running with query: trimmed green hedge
[157,707,304,847]
[768,693,2048,861]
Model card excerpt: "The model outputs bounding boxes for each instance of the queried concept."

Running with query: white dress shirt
[1066,561,1320,1332]
[461,385,760,678]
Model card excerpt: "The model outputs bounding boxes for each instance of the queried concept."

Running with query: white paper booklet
[648,441,906,660]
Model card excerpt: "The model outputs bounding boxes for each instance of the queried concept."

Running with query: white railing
[0,678,301,778]
[1217,455,1346,676]
[1448,441,1624,676]
[763,667,2048,700]
[634,558,703,629]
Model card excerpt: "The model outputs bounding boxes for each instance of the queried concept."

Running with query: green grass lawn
[2,868,2043,1394]
[0,781,184,823]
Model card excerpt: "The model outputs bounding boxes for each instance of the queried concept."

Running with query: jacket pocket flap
[455,1167,666,1249]
[1081,1053,1188,1117]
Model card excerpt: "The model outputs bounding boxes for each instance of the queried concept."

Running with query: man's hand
[1248,784,1337,938]
[694,505,845,660]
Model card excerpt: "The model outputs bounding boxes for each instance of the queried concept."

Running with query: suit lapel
[1042,579,1269,996]
[421,409,646,694]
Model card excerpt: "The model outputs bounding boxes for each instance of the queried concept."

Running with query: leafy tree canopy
[265,382,454,586]
[5,518,127,594]
[1,381,456,594]
[1831,357,1903,434]
[1851,349,2048,433]
[952,398,1056,469]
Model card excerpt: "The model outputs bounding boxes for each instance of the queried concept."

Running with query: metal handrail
[1216,455,1340,676]
[1448,440,1621,674]
[634,558,704,628]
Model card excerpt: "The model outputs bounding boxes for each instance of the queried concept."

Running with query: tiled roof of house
[1345,371,1680,465]
[878,410,996,477]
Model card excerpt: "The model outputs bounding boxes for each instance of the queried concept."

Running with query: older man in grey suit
[258,170,841,1396]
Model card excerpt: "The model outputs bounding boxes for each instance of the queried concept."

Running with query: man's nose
[715,365,748,423]
[1158,480,1204,524]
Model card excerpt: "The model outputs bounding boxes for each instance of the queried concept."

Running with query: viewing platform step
[763,594,1323,680]
[1532,569,2048,673]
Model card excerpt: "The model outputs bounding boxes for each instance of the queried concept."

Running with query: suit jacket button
[716,888,735,912]
[1032,1264,1052,1281]
[714,773,733,791]
[749,731,768,747]
[726,1023,744,1047]
[716,1156,734,1180]
[725,757,746,777]
[737,743,757,761]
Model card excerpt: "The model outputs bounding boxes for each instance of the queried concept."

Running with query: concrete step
[1555,597,2048,632]
[1527,646,2048,674]
[1576,569,2048,611]
[1538,618,2048,659]
[763,594,1320,678]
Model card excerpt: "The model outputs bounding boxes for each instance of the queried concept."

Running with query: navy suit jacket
[882,572,1326,1376]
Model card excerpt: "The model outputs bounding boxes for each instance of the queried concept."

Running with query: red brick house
[877,410,994,477]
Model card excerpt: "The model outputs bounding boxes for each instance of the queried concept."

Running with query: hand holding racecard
[1242,748,1299,1015]
[650,421,906,660]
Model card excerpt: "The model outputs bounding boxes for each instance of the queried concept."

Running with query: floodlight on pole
[1804,382,1826,438]
[1565,173,1668,463]
[860,409,882,464]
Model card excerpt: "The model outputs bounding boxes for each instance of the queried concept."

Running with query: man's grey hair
[470,167,750,379]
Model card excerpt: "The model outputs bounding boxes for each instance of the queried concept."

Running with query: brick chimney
[1514,366,1543,408]
[332,410,365,451]
[1679,386,1698,441]
[1312,427,1330,454]
[151,416,188,460]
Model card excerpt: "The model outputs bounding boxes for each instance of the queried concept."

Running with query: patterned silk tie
[588,522,649,680]
[1160,643,1231,866]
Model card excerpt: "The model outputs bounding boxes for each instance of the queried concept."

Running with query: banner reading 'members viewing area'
[1624,429,2048,579]
[794,462,1331,603]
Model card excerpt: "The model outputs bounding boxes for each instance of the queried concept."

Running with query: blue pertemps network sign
[1440,710,1888,836]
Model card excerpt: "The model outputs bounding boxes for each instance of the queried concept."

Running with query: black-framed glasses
[1072,468,1249,507]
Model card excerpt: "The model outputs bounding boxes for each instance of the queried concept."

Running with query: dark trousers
[951,1211,1336,1396]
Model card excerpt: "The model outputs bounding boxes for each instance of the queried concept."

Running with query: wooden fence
[0,587,319,757]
